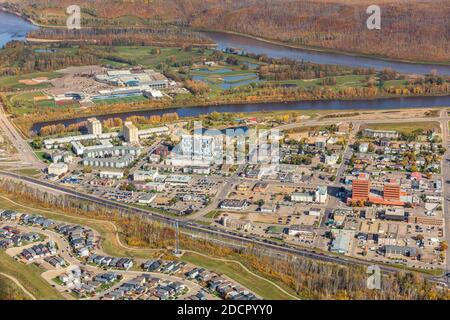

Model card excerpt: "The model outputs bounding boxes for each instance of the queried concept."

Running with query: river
[31,96,450,132]
[0,10,450,133]
[0,11,37,48]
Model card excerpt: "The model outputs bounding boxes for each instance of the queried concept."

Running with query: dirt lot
[320,108,439,122]
[44,65,111,95]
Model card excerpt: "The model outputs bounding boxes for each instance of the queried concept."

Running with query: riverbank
[0,7,66,29]
[17,92,450,134]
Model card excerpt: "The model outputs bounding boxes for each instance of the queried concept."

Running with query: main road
[0,101,45,169]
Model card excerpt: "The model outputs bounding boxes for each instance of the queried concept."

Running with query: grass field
[7,90,79,116]
[93,95,149,106]
[95,46,214,68]
[364,121,440,135]
[34,151,50,163]
[0,72,62,90]
[204,211,220,219]
[12,168,42,177]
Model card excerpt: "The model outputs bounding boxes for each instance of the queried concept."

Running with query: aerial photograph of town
[0,0,449,312]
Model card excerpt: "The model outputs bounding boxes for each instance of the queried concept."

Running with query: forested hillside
[2,0,450,63]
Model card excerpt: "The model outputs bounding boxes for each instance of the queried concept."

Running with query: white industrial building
[94,69,169,90]
[180,135,215,159]
[133,170,159,182]
[291,186,328,204]
[44,132,119,150]
[99,170,124,179]
[72,140,113,156]
[83,154,135,169]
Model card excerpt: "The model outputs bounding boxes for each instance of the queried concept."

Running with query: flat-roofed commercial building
[382,245,418,258]
[383,208,405,221]
[133,170,159,182]
[83,154,134,169]
[330,230,354,254]
[219,199,249,211]
[362,128,399,139]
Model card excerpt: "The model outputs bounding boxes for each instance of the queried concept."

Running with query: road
[439,109,450,283]
[0,102,45,169]
[335,122,360,183]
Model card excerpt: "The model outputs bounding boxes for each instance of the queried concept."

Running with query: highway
[1,170,447,285]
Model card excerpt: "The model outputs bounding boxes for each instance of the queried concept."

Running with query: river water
[0,11,37,48]
[0,10,449,132]
[205,31,450,76]
[31,96,450,132]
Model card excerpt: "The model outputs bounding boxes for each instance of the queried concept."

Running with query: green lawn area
[93,95,149,106]
[0,72,62,90]
[267,75,409,91]
[204,211,220,219]
[34,151,50,163]
[266,225,285,234]
[364,121,440,135]
[7,90,79,116]
[0,251,62,300]
[182,252,298,300]
[95,46,214,68]
[13,168,42,177]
